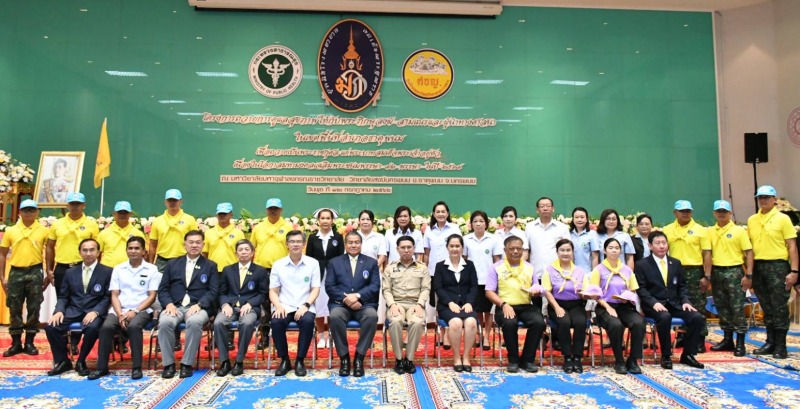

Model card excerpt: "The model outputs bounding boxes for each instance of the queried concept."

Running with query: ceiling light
[445,106,474,110]
[513,106,544,111]
[158,100,186,104]
[550,80,589,86]
[195,72,238,78]
[177,112,204,116]
[105,70,148,77]
[465,79,503,85]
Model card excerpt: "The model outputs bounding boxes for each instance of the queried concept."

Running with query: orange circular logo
[402,49,453,101]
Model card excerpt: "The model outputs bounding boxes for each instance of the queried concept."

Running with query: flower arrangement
[0,150,35,193]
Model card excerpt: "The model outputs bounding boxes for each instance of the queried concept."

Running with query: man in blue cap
[662,199,712,353]
[148,189,198,271]
[45,192,100,355]
[705,200,753,357]
[0,200,49,356]
[747,185,798,359]
[98,201,146,269]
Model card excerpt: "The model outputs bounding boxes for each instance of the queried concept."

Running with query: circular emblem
[229,234,235,239]
[139,280,146,286]
[179,220,185,225]
[402,49,454,100]
[318,19,384,113]
[727,233,733,238]
[373,245,378,251]
[362,270,369,279]
[304,276,310,282]
[788,106,800,147]
[248,45,303,98]
[200,274,208,283]
[332,239,338,247]
[247,281,255,290]
[484,249,490,254]
[80,226,85,231]
[93,284,101,293]
[688,230,694,235]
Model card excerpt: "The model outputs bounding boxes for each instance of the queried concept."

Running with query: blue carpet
[710,327,800,370]
[638,361,800,408]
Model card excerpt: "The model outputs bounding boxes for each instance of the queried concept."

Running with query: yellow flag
[93,118,111,188]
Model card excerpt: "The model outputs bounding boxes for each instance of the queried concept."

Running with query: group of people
[0,185,796,380]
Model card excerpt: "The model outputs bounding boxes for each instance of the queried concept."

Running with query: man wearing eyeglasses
[1,200,49,357]
[269,230,320,377]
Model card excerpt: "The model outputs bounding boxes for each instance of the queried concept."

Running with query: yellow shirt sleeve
[627,272,639,291]
[541,270,553,292]
[586,268,600,286]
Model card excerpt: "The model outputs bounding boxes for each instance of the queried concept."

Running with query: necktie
[182,259,195,306]
[660,258,668,285]
[350,256,358,277]
[82,266,91,292]
[239,265,248,289]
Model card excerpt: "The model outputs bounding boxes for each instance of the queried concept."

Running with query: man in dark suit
[325,231,381,377]
[214,239,268,377]
[634,231,705,369]
[157,230,218,379]
[45,238,112,376]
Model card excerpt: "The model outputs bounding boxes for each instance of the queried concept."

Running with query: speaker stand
[752,159,760,213]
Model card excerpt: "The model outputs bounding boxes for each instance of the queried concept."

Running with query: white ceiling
[504,0,771,12]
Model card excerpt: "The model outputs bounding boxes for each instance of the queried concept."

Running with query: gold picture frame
[32,151,85,208]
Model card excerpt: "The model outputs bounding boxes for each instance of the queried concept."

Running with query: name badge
[247,281,255,290]
[200,274,208,283]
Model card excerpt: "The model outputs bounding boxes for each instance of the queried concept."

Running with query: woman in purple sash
[585,238,645,374]
[543,239,588,373]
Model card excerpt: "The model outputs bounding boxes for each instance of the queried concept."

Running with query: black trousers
[595,302,644,363]
[45,314,103,364]
[96,312,152,371]
[495,302,546,365]
[548,299,587,358]
[644,305,705,357]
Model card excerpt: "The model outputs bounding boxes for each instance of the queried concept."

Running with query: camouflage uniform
[710,266,747,333]
[682,266,709,336]
[6,265,44,336]
[752,260,791,331]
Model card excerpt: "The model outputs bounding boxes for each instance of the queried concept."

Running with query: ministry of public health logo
[402,49,453,100]
[318,19,383,112]
[249,45,303,98]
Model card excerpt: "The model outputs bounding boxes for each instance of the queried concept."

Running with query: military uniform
[1,208,49,356]
[382,260,430,370]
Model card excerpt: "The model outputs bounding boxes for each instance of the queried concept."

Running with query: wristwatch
[745,274,753,279]
[132,308,140,314]
[790,270,799,274]
[302,302,311,308]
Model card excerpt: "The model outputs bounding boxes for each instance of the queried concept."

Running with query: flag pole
[100,179,105,215]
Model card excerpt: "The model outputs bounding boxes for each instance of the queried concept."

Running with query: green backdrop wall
[0,0,720,223]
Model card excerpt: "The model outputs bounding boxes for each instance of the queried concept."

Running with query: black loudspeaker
[744,133,768,164]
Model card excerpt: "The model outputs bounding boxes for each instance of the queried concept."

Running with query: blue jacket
[55,263,113,319]
[325,253,381,310]
[158,256,219,311]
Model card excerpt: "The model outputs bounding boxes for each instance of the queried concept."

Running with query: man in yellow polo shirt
[251,197,290,349]
[45,192,100,355]
[203,202,244,273]
[662,200,712,352]
[1,200,49,357]
[98,201,146,269]
[747,185,798,359]
[705,200,753,357]
[148,189,198,271]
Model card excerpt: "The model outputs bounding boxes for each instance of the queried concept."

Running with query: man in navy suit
[634,231,705,369]
[45,238,112,376]
[325,231,381,377]
[214,239,268,377]
[157,230,219,378]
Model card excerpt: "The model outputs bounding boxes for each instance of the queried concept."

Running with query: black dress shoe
[506,363,519,373]
[563,357,574,374]
[339,356,351,377]
[131,367,143,380]
[521,362,539,373]
[47,360,73,376]
[216,360,232,377]
[679,354,704,369]
[87,369,110,380]
[625,358,642,374]
[353,356,365,377]
[463,365,472,373]
[24,343,40,356]
[231,362,244,376]
[275,358,292,376]
[613,362,628,374]
[179,363,194,378]
[660,356,673,370]
[295,360,307,377]
[394,359,405,375]
[403,358,416,374]
[454,364,464,372]
[75,361,90,376]
[574,359,584,374]
[3,343,23,357]
[161,364,176,379]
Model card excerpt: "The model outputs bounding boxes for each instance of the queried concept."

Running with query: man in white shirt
[88,236,160,380]
[525,197,570,277]
[269,230,321,377]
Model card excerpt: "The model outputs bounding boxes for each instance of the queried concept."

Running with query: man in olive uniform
[747,185,798,359]
[704,200,753,357]
[0,200,49,356]
[662,200,712,353]
[382,236,430,374]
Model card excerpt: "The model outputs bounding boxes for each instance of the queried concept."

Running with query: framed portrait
[33,151,85,208]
